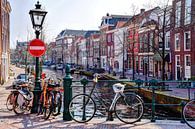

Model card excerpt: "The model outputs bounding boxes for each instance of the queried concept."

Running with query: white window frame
[140,57,143,70]
[184,0,191,25]
[175,33,180,51]
[175,1,181,28]
[175,55,181,80]
[184,54,191,79]
[184,54,191,67]
[165,31,170,50]
[184,31,191,51]
[176,55,180,66]
[149,57,153,72]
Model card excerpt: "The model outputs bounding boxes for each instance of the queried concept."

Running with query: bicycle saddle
[113,83,125,93]
[48,83,56,87]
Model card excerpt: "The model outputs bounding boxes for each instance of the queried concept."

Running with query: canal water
[71,78,182,121]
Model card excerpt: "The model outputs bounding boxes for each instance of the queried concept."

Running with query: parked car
[12,74,28,88]
[56,63,64,70]
[50,64,56,69]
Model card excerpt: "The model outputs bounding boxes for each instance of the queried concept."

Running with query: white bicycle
[69,73,144,123]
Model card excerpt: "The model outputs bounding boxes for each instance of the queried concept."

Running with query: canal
[42,67,183,120]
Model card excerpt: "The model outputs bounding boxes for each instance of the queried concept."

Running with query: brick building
[0,0,11,83]
[171,0,194,80]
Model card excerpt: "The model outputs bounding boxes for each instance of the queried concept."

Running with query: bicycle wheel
[69,94,96,123]
[37,93,44,116]
[43,92,54,120]
[53,92,62,116]
[13,93,25,115]
[115,93,144,124]
[6,92,15,111]
[183,99,195,129]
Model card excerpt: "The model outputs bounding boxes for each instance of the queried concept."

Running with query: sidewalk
[0,66,192,129]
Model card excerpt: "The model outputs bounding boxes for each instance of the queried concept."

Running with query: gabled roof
[100,14,131,30]
[84,30,100,38]
[116,21,127,28]
[123,7,160,27]
[56,29,88,39]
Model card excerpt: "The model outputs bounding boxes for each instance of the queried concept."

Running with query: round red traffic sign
[28,39,46,57]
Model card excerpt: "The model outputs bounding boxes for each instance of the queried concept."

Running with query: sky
[9,0,169,48]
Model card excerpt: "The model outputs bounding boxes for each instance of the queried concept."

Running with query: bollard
[180,101,186,123]
[63,65,73,121]
[149,79,158,122]
[194,92,195,99]
[80,78,89,121]
[135,79,143,122]
[135,79,144,92]
[187,84,191,100]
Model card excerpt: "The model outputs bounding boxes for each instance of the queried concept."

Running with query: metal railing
[63,65,195,122]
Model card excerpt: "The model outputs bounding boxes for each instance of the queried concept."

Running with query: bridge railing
[63,65,195,122]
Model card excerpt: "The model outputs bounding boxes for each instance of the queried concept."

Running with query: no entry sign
[28,39,46,57]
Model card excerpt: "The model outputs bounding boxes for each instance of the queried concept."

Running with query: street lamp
[29,1,47,113]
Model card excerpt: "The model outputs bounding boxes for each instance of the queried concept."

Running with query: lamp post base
[31,90,41,113]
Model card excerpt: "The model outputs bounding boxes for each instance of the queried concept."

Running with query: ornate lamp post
[29,1,47,113]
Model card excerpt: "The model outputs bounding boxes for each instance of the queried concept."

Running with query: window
[175,33,180,51]
[149,33,153,52]
[140,57,143,70]
[185,0,191,25]
[159,32,163,49]
[165,31,170,50]
[107,34,111,42]
[185,55,191,66]
[175,1,181,28]
[149,57,153,72]
[176,55,180,66]
[139,36,143,52]
[184,31,191,51]
[143,34,148,52]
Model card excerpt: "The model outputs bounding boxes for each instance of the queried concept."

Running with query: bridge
[1,65,193,129]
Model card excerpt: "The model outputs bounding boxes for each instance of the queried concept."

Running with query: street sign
[28,39,46,57]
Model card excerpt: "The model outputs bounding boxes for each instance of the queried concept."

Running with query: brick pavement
[0,66,192,129]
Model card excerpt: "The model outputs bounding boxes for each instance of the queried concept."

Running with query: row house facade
[47,42,56,63]
[55,29,99,67]
[14,41,34,65]
[90,34,100,67]
[99,14,131,71]
[0,0,11,84]
[119,7,172,80]
[96,7,173,80]
[171,0,195,80]
[55,29,87,64]
[52,0,194,81]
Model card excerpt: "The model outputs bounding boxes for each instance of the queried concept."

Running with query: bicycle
[6,82,34,114]
[182,94,195,129]
[69,73,144,123]
[52,78,63,116]
[37,75,62,119]
[6,88,19,111]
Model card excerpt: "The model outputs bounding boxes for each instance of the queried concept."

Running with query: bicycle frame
[84,76,126,112]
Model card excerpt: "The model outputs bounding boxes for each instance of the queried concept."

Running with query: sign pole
[30,31,46,113]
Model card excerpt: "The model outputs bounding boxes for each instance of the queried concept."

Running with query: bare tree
[114,27,129,78]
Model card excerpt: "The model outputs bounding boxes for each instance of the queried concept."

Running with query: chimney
[140,9,145,13]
